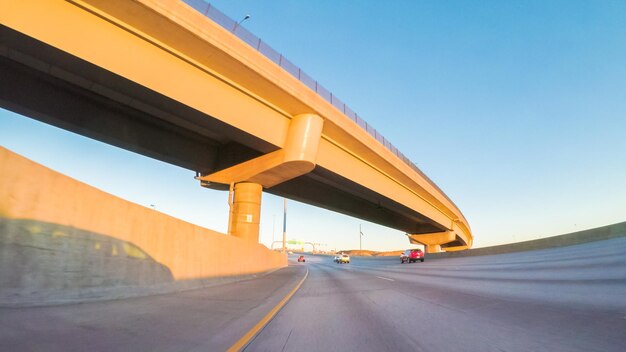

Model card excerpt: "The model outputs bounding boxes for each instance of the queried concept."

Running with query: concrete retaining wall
[431,221,626,259]
[0,147,286,306]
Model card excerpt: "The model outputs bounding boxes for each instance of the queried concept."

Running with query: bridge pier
[408,231,454,253]
[426,245,442,253]
[228,182,263,242]
[201,113,324,243]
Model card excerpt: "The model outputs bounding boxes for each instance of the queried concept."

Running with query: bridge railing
[183,0,457,209]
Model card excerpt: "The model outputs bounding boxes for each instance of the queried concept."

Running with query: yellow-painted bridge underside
[0,0,472,251]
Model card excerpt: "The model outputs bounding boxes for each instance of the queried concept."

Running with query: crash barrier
[0,147,286,305]
[429,221,626,259]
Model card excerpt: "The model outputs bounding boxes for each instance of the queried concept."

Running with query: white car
[337,254,350,264]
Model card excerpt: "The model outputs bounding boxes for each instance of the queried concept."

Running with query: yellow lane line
[227,267,309,352]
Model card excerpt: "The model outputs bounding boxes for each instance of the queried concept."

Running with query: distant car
[338,254,350,264]
[333,255,340,263]
[288,251,294,255]
[401,249,424,263]
[297,255,305,262]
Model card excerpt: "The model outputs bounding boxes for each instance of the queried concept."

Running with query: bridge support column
[408,231,453,253]
[200,113,323,243]
[426,245,441,253]
[229,182,262,242]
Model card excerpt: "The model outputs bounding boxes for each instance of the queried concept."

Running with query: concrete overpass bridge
[0,0,472,252]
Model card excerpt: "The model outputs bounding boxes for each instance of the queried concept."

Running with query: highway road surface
[1,237,625,351]
[253,237,626,352]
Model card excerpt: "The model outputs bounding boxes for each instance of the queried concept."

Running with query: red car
[297,255,305,262]
[400,249,424,263]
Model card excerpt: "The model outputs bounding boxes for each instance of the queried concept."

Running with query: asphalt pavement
[247,237,626,352]
[0,266,305,352]
[1,237,625,351]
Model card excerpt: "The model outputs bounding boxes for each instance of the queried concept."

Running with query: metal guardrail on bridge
[183,0,457,209]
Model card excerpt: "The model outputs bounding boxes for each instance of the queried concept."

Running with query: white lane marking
[376,276,395,282]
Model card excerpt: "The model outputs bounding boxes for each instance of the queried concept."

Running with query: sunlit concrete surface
[0,0,471,250]
[0,147,285,305]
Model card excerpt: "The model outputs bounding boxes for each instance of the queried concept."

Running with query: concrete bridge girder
[407,230,470,253]
[198,113,324,189]
[0,0,473,250]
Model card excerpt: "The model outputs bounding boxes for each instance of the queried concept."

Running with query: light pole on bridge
[232,15,250,32]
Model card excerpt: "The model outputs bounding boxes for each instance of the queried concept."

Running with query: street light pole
[282,198,287,253]
[233,14,250,32]
[359,224,363,251]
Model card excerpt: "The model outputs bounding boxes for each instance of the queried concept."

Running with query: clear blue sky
[2,0,625,250]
